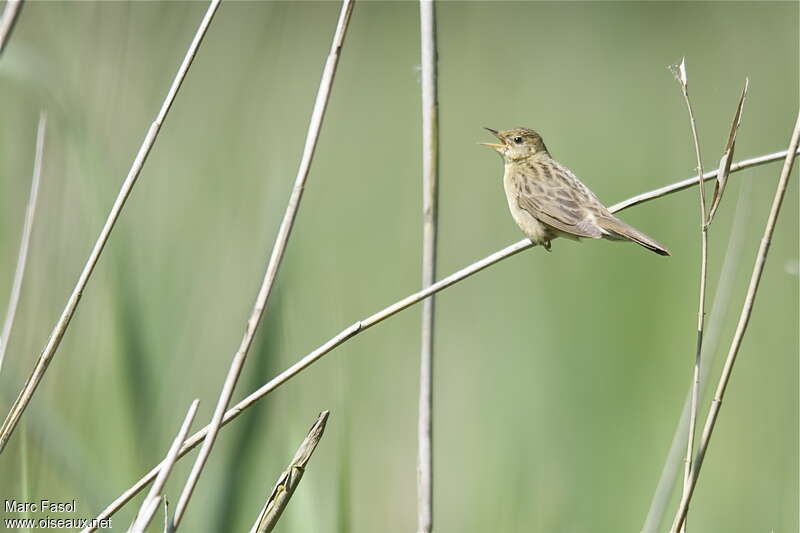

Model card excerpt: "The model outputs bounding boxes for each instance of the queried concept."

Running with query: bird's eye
[513,136,523,144]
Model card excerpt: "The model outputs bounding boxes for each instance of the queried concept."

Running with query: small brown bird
[482,127,670,256]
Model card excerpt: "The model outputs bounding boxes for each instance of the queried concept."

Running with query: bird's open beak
[480,127,505,153]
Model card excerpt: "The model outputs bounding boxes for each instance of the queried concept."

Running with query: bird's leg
[542,239,552,252]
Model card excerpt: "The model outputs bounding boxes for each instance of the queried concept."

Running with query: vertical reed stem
[672,60,707,532]
[669,111,800,532]
[418,1,439,531]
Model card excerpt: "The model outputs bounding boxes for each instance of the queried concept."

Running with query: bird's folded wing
[517,192,603,239]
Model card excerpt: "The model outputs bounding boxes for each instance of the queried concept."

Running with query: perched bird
[481,127,670,256]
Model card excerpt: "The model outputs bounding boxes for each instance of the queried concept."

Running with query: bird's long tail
[598,216,671,256]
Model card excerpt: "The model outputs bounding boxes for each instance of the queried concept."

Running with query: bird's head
[481,127,549,162]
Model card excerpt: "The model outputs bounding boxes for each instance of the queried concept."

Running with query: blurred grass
[0,2,797,532]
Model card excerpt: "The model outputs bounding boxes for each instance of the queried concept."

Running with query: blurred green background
[0,1,797,532]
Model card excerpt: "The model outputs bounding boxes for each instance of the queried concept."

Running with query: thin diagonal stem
[418,1,438,532]
[0,0,221,455]
[168,1,353,529]
[672,59,707,532]
[0,112,46,374]
[607,148,798,213]
[131,497,161,533]
[130,400,199,533]
[669,112,800,533]
[0,0,22,56]
[82,148,794,532]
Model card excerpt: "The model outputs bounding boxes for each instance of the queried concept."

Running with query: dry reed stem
[0,0,22,56]
[168,1,353,528]
[641,177,753,533]
[418,1,438,532]
[131,497,161,533]
[130,400,199,533]
[669,111,800,532]
[0,112,46,374]
[81,148,794,531]
[249,411,330,533]
[0,0,221,454]
[671,58,707,532]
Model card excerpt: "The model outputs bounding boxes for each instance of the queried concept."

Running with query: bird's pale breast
[502,163,551,245]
